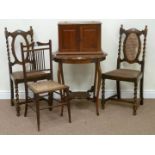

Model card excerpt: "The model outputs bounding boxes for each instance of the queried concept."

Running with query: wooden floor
[0,99,155,134]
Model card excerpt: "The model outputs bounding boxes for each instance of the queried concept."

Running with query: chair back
[5,27,33,74]
[20,40,53,85]
[117,25,147,73]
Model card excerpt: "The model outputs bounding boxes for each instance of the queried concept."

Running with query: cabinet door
[80,24,101,51]
[59,25,80,52]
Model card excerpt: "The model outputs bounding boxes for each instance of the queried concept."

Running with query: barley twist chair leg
[140,78,144,105]
[11,80,14,106]
[15,83,20,116]
[133,82,138,115]
[101,78,105,109]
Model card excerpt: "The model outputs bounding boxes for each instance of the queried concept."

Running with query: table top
[53,52,107,64]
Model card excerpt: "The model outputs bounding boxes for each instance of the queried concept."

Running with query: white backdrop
[0,19,154,98]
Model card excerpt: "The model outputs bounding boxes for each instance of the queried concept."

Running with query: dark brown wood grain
[55,21,107,115]
[53,52,107,116]
[5,27,33,116]
[58,22,102,55]
[21,40,71,131]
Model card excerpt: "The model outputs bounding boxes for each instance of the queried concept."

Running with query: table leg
[93,62,98,101]
[58,62,64,84]
[57,63,65,116]
[94,61,102,116]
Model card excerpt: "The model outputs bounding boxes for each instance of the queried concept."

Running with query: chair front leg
[66,88,71,123]
[24,102,28,117]
[15,83,20,116]
[116,81,121,99]
[133,82,138,115]
[101,78,105,109]
[48,92,53,111]
[35,94,40,131]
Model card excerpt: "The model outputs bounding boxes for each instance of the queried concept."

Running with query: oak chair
[21,40,71,131]
[101,25,147,115]
[5,27,33,116]
[5,27,51,116]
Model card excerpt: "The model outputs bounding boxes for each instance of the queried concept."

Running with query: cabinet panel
[80,24,101,51]
[58,22,102,55]
[59,25,80,52]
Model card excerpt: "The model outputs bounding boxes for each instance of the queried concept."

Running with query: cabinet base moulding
[55,51,104,56]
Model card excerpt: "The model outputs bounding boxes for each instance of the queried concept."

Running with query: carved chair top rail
[5,26,33,67]
[117,25,147,70]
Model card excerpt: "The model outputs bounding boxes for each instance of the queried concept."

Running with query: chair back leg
[11,80,14,106]
[101,78,105,109]
[140,78,144,105]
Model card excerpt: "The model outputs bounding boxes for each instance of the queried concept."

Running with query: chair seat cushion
[102,69,142,81]
[11,71,51,83]
[28,80,68,94]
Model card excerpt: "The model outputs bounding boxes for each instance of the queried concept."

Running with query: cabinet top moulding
[58,21,102,25]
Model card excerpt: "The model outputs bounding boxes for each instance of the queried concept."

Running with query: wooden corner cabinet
[57,21,102,55]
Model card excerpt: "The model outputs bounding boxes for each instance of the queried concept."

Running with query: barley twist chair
[5,27,33,116]
[5,27,52,116]
[21,40,71,131]
[101,25,147,115]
